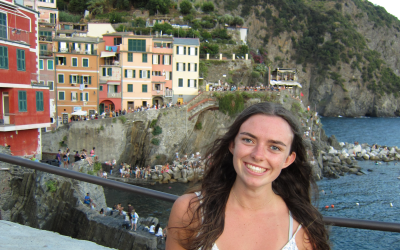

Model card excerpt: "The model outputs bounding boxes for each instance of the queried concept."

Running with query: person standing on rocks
[56,150,62,167]
[132,209,139,231]
[167,102,330,250]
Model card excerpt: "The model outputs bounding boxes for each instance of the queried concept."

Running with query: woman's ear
[282,152,296,169]
[229,141,235,155]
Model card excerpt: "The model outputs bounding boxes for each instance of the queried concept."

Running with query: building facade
[120,35,153,110]
[53,36,104,124]
[0,0,51,157]
[172,38,199,104]
[151,36,173,106]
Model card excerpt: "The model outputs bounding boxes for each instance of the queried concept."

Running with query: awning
[71,110,87,116]
[270,80,302,88]
[100,52,116,57]
[100,79,107,84]
[107,81,120,85]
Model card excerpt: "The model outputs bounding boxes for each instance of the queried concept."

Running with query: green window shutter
[48,60,54,70]
[147,70,150,78]
[133,70,136,78]
[188,79,190,87]
[195,63,197,72]
[183,63,186,71]
[69,75,72,84]
[139,70,142,78]
[85,93,89,101]
[80,93,83,101]
[158,55,160,65]
[176,46,179,54]
[128,53,133,62]
[179,79,183,87]
[18,91,27,112]
[194,80,197,87]
[195,48,198,55]
[176,63,179,71]
[103,68,106,76]
[162,55,164,65]
[39,60,43,70]
[142,53,147,63]
[80,76,83,84]
[128,84,133,92]
[188,63,190,72]
[108,68,112,76]
[83,59,88,67]
[142,84,147,92]
[184,47,186,55]
[89,76,92,84]
[124,69,127,78]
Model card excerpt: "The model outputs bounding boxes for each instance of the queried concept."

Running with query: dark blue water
[319,117,400,249]
[105,118,400,249]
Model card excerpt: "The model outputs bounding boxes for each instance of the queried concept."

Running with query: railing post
[245,54,248,60]
[206,53,209,60]
[232,53,235,60]
[219,53,222,60]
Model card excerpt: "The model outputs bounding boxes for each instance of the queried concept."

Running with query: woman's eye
[243,138,253,143]
[271,145,280,151]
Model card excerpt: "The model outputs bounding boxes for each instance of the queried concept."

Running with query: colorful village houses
[0,0,51,156]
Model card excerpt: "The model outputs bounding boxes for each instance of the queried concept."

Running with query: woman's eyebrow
[239,132,287,147]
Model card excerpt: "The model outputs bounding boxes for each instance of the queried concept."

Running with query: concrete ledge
[0,220,116,250]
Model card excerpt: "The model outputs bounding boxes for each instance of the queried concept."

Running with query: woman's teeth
[246,164,266,173]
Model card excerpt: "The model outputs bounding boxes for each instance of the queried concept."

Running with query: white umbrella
[71,110,87,116]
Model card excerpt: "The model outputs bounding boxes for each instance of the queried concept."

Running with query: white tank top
[195,191,302,250]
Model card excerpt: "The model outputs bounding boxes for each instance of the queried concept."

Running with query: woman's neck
[230,180,277,211]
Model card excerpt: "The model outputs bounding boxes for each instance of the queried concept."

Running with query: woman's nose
[250,144,265,161]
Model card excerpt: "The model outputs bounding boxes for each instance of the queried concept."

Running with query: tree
[219,14,233,25]
[200,43,219,55]
[180,0,192,15]
[233,16,244,26]
[68,0,88,14]
[201,2,214,13]
[87,0,107,15]
[146,0,170,15]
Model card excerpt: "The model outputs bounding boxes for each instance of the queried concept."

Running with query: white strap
[288,212,293,241]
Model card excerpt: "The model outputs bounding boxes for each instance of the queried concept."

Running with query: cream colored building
[172,38,200,104]
[87,23,116,38]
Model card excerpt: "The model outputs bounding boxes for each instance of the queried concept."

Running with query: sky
[368,0,400,20]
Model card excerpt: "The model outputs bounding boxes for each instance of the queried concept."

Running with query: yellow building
[172,38,200,104]
[53,37,104,125]
[120,35,153,110]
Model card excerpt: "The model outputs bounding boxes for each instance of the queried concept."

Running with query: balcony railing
[107,92,121,98]
[0,26,30,44]
[39,36,53,42]
[0,113,15,125]
[40,50,54,56]
[1,153,400,233]
[58,47,98,55]
[165,89,173,97]
[31,73,50,86]
[152,89,163,96]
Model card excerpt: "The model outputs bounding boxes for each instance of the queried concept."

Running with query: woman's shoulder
[172,193,199,212]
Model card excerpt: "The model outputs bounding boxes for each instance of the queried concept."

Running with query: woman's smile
[244,162,268,174]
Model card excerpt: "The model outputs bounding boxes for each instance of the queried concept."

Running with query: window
[70,91,78,101]
[80,92,89,101]
[18,91,27,112]
[187,79,197,88]
[57,57,66,66]
[58,91,65,100]
[58,74,64,83]
[128,39,146,52]
[170,72,172,80]
[142,53,147,63]
[194,79,197,88]
[148,70,150,78]
[125,69,136,78]
[178,78,183,87]
[72,57,78,67]
[114,37,122,45]
[189,47,196,56]
[70,75,79,84]
[163,55,171,65]
[48,81,54,90]
[35,91,44,111]
[48,60,54,70]
[108,68,112,76]
[102,68,106,76]
[39,80,45,85]
[83,58,89,67]
[0,46,8,69]
[139,70,149,79]
[50,13,56,24]
[152,54,160,64]
[142,84,147,93]
[188,63,191,72]
[17,49,25,71]
[82,76,91,84]
[99,85,103,91]
[152,71,162,76]
[0,13,6,39]
[128,53,133,62]
[195,63,197,72]
[127,84,133,92]
[39,59,44,70]
[165,71,170,80]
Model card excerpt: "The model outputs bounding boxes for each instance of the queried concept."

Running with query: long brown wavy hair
[181,102,330,250]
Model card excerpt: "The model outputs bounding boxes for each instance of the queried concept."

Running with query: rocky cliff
[218,0,400,117]
[0,155,162,250]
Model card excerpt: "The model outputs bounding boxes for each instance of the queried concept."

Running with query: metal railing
[0,152,400,233]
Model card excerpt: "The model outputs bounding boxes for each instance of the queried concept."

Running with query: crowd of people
[56,147,98,168]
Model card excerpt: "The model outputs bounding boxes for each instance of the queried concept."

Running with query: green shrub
[45,180,57,192]
[87,170,95,175]
[291,102,302,114]
[195,122,202,130]
[112,118,117,123]
[150,119,157,128]
[151,138,160,145]
[99,125,104,130]
[59,11,82,22]
[119,116,127,124]
[152,126,162,136]
[201,2,214,13]
[180,0,192,14]
[218,92,245,116]
[94,162,102,172]
[251,71,261,79]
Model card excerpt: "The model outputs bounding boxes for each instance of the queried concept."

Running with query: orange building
[53,36,104,125]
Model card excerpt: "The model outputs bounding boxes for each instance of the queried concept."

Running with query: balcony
[0,26,30,44]
[39,36,53,42]
[58,47,98,55]
[0,113,15,126]
[152,89,163,96]
[107,92,121,98]
[165,89,173,97]
[31,73,50,87]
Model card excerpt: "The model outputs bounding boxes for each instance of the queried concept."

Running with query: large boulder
[181,169,187,178]
[172,169,182,179]
[332,156,341,163]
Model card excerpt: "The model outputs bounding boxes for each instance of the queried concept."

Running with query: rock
[151,173,159,180]
[169,179,177,183]
[172,169,182,179]
[370,155,379,160]
[332,156,341,163]
[367,169,373,172]
[345,158,352,165]
[363,154,370,160]
[162,172,171,181]
[328,135,341,149]
[323,155,332,162]
[341,166,350,172]
[178,177,188,183]
[349,168,359,173]
[353,145,362,154]
[181,169,187,178]
[158,174,163,181]
[328,147,338,155]
[356,172,364,176]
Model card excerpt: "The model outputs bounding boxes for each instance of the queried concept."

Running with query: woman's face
[229,114,296,189]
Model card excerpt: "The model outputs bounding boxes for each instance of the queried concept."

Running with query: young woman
[167,102,329,250]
